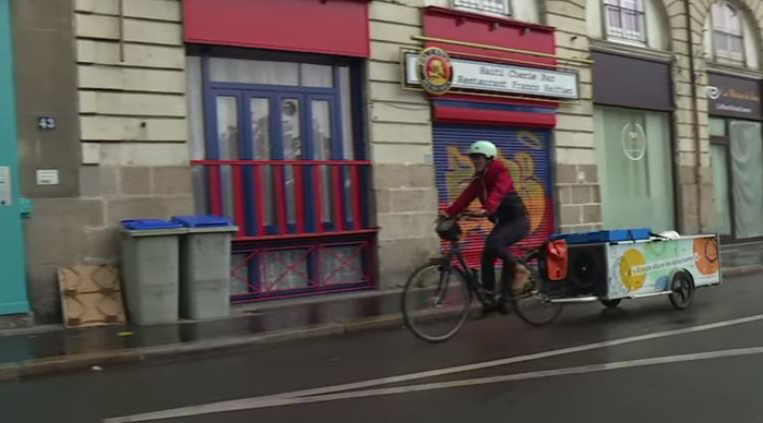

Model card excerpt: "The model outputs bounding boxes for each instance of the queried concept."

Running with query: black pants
[481,215,530,296]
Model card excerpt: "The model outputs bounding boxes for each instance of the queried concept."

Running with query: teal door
[0,0,29,315]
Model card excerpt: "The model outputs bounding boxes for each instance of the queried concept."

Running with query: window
[453,0,510,16]
[604,0,646,43]
[187,53,372,302]
[712,2,745,65]
[708,118,763,240]
[710,119,732,236]
[188,55,365,236]
[595,106,675,231]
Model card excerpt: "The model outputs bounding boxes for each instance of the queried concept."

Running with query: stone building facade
[2,0,762,323]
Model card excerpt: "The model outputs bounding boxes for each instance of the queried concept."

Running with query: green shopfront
[0,0,29,316]
[707,72,763,242]
[592,50,676,233]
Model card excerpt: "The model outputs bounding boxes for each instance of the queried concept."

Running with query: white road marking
[145,346,763,411]
[104,313,763,423]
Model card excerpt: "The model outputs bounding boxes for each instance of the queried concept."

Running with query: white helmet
[468,140,497,159]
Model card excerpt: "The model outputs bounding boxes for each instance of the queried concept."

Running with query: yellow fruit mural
[444,143,548,235]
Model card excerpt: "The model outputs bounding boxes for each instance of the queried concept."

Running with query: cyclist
[441,140,532,313]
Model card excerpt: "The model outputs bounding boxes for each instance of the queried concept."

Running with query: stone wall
[368,0,440,289]
[19,0,192,322]
[546,0,602,233]
[664,0,713,235]
[13,0,87,322]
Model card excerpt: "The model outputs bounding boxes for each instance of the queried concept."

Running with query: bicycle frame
[438,240,491,306]
[403,221,564,340]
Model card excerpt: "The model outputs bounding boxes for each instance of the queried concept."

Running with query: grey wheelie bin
[120,219,186,325]
[172,215,238,320]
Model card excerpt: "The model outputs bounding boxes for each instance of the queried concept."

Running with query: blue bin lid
[171,215,234,228]
[121,219,183,231]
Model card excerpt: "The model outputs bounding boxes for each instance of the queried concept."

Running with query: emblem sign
[621,123,647,161]
[416,47,454,96]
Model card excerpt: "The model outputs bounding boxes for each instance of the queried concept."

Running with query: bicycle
[401,215,564,343]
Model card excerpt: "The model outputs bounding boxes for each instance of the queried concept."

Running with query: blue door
[0,0,30,315]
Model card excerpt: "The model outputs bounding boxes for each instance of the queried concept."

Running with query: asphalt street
[1,272,762,423]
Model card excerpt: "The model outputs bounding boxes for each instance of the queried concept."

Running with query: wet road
[2,272,762,423]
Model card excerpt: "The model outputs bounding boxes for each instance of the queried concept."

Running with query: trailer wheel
[669,271,695,310]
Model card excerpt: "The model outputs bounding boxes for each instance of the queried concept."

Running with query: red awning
[434,104,557,128]
[183,0,370,58]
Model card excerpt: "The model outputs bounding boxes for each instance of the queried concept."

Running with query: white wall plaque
[36,169,59,186]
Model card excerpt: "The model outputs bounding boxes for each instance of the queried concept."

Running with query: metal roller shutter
[433,124,555,267]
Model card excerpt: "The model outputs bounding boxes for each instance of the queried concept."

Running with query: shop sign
[707,73,762,120]
[417,47,454,95]
[405,51,579,100]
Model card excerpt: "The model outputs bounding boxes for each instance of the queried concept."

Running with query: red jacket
[446,160,515,217]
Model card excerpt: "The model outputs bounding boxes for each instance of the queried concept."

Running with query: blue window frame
[201,55,361,236]
[190,51,373,301]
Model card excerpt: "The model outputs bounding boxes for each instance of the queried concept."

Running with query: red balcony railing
[191,160,373,240]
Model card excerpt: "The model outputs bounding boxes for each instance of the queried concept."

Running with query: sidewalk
[1,264,761,382]
[0,290,404,382]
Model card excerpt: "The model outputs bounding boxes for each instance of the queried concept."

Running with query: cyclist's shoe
[480,298,497,316]
[478,290,501,316]
[496,295,512,315]
[480,305,495,316]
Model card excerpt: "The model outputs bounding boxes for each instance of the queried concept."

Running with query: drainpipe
[684,0,704,233]
[119,0,125,62]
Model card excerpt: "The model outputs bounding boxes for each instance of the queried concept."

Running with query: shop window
[452,0,510,16]
[603,0,646,43]
[710,151,733,237]
[594,106,675,231]
[712,2,745,65]
[710,118,763,240]
[231,254,251,295]
[187,52,373,302]
[187,55,366,236]
[709,119,732,237]
[729,121,763,239]
[321,245,364,286]
[262,249,311,292]
[210,58,300,86]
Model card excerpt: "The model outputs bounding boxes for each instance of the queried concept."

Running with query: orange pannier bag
[545,239,568,281]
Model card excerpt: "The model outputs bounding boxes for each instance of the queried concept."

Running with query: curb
[0,363,20,382]
[721,265,763,278]
[0,318,404,381]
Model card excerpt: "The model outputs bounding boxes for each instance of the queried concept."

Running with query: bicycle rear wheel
[402,263,471,343]
[513,253,563,327]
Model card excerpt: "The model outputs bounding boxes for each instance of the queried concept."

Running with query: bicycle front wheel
[402,263,471,343]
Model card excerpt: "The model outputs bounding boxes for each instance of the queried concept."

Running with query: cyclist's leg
[480,240,498,295]
[486,217,530,297]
